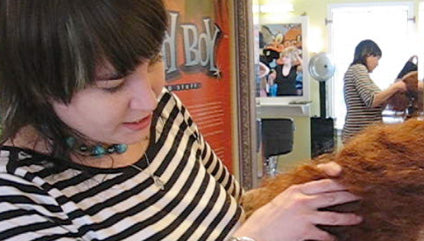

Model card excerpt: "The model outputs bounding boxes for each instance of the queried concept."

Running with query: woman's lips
[123,115,152,131]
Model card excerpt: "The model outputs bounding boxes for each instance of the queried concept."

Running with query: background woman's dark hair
[0,0,168,160]
[351,39,382,68]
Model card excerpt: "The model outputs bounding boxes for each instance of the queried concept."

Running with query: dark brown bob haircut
[350,39,382,70]
[0,0,167,159]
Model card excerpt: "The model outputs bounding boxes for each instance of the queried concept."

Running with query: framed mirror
[256,16,310,105]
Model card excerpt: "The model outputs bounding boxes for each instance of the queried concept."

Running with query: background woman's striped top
[0,89,244,241]
[342,64,383,143]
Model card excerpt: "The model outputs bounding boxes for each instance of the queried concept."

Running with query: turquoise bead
[114,144,128,153]
[66,137,76,147]
[92,145,106,157]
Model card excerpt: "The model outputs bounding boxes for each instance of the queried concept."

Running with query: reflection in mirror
[250,1,424,185]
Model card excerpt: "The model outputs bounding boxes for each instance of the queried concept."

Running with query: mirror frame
[234,0,258,189]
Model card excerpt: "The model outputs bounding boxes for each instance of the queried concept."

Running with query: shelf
[256,103,311,117]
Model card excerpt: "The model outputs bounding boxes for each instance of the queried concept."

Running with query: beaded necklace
[66,137,165,190]
[66,137,128,157]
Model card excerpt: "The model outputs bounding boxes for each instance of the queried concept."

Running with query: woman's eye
[96,79,125,93]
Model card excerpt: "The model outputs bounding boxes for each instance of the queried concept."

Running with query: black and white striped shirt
[342,64,383,143]
[0,89,244,240]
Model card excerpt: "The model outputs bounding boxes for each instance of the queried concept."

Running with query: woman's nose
[128,72,157,111]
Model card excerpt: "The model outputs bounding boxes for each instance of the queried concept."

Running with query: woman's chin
[122,132,150,145]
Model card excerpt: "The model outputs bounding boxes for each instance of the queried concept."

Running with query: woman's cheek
[150,62,166,97]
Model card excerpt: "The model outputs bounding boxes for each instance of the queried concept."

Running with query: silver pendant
[153,175,165,190]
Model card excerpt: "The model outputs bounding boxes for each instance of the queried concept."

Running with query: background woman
[342,39,407,144]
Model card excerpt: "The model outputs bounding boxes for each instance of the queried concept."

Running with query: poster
[163,0,234,170]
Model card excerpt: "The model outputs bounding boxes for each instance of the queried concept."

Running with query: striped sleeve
[342,64,384,143]
[352,64,381,107]
[0,173,78,240]
[169,92,244,203]
[196,132,243,203]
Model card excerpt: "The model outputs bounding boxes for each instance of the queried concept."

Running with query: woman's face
[52,56,165,145]
[365,55,380,72]
[281,54,292,65]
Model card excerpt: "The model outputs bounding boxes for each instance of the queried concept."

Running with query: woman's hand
[372,80,407,107]
[268,70,276,85]
[392,80,407,92]
[234,162,362,241]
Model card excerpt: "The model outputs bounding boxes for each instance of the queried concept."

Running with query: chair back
[261,118,294,159]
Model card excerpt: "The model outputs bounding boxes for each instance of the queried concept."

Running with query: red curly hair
[243,119,424,241]
[387,71,422,117]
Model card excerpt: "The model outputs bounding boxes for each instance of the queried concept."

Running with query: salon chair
[261,118,295,177]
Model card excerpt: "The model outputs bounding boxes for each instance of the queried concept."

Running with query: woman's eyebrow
[95,72,126,80]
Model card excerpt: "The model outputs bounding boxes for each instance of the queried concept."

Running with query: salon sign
[163,0,234,170]
[163,12,221,80]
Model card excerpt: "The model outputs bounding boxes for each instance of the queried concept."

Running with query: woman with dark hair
[342,39,407,143]
[0,1,361,240]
